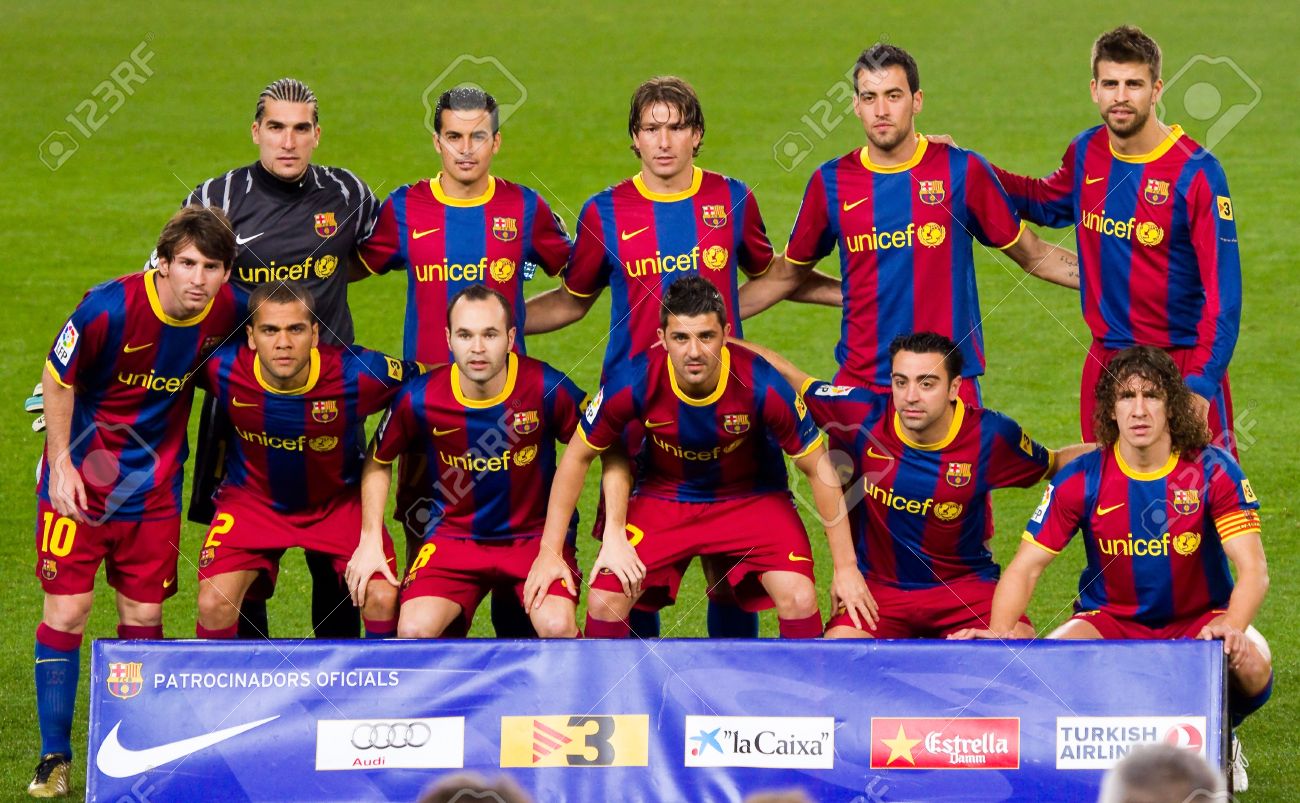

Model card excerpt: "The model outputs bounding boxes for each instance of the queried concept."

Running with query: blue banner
[88,640,1225,802]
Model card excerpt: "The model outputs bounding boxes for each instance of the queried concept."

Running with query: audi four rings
[351,722,432,749]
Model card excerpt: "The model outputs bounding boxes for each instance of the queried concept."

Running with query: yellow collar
[893,399,964,451]
[254,347,321,395]
[634,166,703,202]
[1110,125,1184,164]
[1114,443,1179,480]
[144,269,215,327]
[860,134,928,174]
[430,173,496,207]
[668,346,730,406]
[452,352,518,408]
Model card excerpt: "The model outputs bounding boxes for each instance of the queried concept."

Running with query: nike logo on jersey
[842,197,870,212]
[95,716,279,779]
[231,398,258,408]
[788,552,813,563]
[412,228,441,239]
[432,427,461,436]
[866,446,893,460]
[620,226,650,241]
[1096,503,1125,516]
[235,232,264,245]
[644,420,673,429]
[1085,176,1106,185]
[123,342,153,354]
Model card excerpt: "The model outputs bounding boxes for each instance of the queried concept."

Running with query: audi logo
[351,722,432,749]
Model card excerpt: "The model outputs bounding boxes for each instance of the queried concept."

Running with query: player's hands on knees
[1197,618,1249,668]
[589,535,645,598]
[947,628,1012,640]
[49,455,88,523]
[524,548,577,612]
[345,536,399,608]
[830,567,877,631]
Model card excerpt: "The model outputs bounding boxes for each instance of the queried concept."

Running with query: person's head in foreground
[1097,744,1225,803]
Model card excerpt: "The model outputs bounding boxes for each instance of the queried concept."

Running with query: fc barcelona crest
[312,399,339,424]
[493,216,519,242]
[314,212,338,238]
[1144,178,1170,205]
[40,559,57,580]
[1172,488,1201,515]
[701,204,728,228]
[918,180,946,205]
[513,410,539,435]
[723,413,751,434]
[107,661,144,700]
[945,461,972,487]
[199,547,215,568]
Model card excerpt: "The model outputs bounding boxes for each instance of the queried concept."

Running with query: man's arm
[345,454,400,605]
[1003,227,1081,290]
[785,268,842,307]
[523,433,602,609]
[524,286,600,335]
[738,255,842,318]
[41,367,86,522]
[1199,533,1267,667]
[1045,442,1096,480]
[951,539,1056,638]
[729,337,812,392]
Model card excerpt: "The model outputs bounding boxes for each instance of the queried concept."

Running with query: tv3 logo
[500,715,648,767]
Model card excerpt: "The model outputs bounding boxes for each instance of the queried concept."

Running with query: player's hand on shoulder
[589,531,646,598]
[926,133,958,147]
[524,547,577,611]
[345,534,398,607]
[830,567,877,632]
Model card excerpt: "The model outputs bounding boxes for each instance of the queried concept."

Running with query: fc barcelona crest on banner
[312,399,339,423]
[918,180,946,205]
[1173,488,1201,515]
[945,461,972,487]
[513,410,539,435]
[314,212,338,238]
[701,204,728,228]
[107,662,144,700]
[1144,178,1170,205]
[723,413,750,434]
[493,216,519,242]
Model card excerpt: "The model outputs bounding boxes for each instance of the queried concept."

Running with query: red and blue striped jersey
[1023,444,1260,627]
[358,175,572,363]
[580,344,821,503]
[39,271,239,521]
[802,380,1053,589]
[563,167,775,380]
[371,353,586,540]
[199,342,419,513]
[994,126,1241,399]
[786,138,1026,387]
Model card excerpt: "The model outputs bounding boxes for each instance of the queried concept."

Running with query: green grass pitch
[0,1,1293,798]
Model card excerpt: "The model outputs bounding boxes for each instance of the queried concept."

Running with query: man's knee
[42,593,93,634]
[772,579,818,618]
[587,590,631,622]
[196,581,240,627]
[532,601,578,638]
[363,580,398,618]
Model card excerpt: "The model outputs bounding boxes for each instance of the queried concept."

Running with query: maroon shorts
[35,499,180,604]
[401,535,579,629]
[1068,608,1225,640]
[196,490,395,596]
[1081,340,1235,454]
[827,576,1032,638]
[591,492,816,613]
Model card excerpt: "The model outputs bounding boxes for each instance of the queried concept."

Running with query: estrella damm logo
[312,399,339,423]
[107,661,144,700]
[723,413,750,434]
[489,257,517,282]
[1144,178,1170,205]
[701,204,728,228]
[945,462,972,488]
[1172,488,1200,515]
[492,216,519,242]
[500,715,648,767]
[314,212,337,238]
[512,410,540,435]
[701,245,729,271]
[1172,531,1202,557]
[918,179,946,205]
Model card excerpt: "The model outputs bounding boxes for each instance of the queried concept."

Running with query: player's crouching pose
[193,285,419,641]
[347,285,595,638]
[953,346,1271,787]
[526,276,876,638]
[30,207,239,797]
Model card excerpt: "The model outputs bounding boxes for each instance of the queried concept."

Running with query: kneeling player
[194,285,417,640]
[525,277,875,638]
[742,332,1091,639]
[346,285,592,638]
[956,346,1271,786]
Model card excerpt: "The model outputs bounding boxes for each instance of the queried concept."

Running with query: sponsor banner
[315,717,464,770]
[87,640,1224,801]
[685,716,834,769]
[1056,716,1208,770]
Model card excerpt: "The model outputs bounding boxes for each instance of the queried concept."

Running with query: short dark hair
[1092,25,1162,81]
[660,275,726,329]
[255,77,318,124]
[247,283,317,324]
[1098,744,1222,803]
[853,44,920,94]
[155,206,236,269]
[1093,346,1209,452]
[628,76,705,157]
[434,86,500,135]
[888,331,963,383]
[447,283,514,330]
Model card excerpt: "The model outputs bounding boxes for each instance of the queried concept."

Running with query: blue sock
[707,601,759,638]
[628,608,661,638]
[35,627,81,759]
[1230,674,1273,728]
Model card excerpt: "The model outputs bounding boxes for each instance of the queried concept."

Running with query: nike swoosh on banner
[95,715,279,778]
[235,232,264,245]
